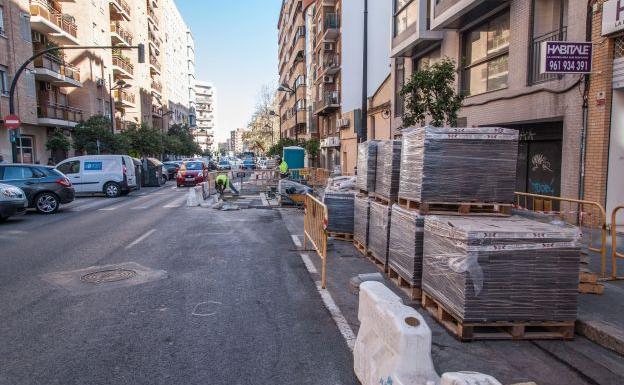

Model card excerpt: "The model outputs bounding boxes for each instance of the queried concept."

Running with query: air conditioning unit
[337,118,350,128]
[324,42,334,51]
[96,78,105,87]
[323,76,334,84]
[32,31,43,43]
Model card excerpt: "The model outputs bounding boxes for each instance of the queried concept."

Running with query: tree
[304,138,320,159]
[46,130,71,154]
[119,123,163,157]
[167,124,201,156]
[245,84,280,155]
[267,138,302,157]
[73,115,121,154]
[400,58,465,127]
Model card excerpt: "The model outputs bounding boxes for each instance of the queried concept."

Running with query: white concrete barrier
[354,281,440,385]
[186,186,205,207]
[441,372,502,385]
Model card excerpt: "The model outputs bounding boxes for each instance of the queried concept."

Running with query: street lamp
[269,110,281,142]
[109,77,131,134]
[277,83,299,140]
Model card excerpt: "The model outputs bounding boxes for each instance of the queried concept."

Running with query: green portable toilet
[283,146,305,170]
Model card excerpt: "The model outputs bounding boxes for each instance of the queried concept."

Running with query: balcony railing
[34,53,81,81]
[149,30,161,49]
[59,13,77,38]
[38,103,83,123]
[148,8,160,26]
[112,51,134,75]
[111,22,133,45]
[324,13,339,30]
[111,0,131,18]
[315,91,340,114]
[322,54,340,72]
[149,55,162,72]
[114,89,136,105]
[529,26,567,85]
[30,0,61,26]
[151,104,163,117]
[151,80,162,94]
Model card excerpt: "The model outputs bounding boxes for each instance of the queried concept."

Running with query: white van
[56,155,138,197]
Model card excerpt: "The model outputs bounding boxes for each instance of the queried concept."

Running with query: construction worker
[279,159,289,178]
[215,174,239,196]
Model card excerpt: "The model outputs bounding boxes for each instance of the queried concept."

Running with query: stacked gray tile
[368,200,392,266]
[353,195,370,248]
[374,140,402,201]
[422,215,581,323]
[398,127,519,204]
[356,141,379,193]
[323,192,355,234]
[388,204,425,286]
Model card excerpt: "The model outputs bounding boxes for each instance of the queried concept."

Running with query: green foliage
[267,138,302,157]
[46,130,71,153]
[166,124,201,157]
[119,123,163,157]
[201,148,213,158]
[304,138,320,158]
[400,58,465,128]
[72,115,123,154]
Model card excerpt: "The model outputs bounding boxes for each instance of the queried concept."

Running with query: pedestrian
[279,159,289,179]
[0,154,7,164]
[215,173,239,197]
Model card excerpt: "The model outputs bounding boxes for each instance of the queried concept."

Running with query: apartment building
[230,128,245,154]
[0,0,195,164]
[390,0,586,201]
[194,81,216,153]
[277,0,308,140]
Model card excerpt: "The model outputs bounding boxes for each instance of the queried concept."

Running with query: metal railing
[112,52,134,75]
[610,206,624,280]
[150,54,162,72]
[111,22,134,45]
[114,89,136,104]
[324,13,339,30]
[111,0,131,17]
[529,26,567,85]
[38,103,83,122]
[304,193,328,288]
[33,53,80,81]
[514,191,608,278]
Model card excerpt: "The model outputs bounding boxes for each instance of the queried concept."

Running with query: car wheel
[161,175,168,185]
[35,192,60,214]
[104,182,122,198]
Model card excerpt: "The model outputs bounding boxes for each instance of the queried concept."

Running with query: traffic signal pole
[8,44,145,162]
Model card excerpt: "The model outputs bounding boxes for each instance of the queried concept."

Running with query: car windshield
[219,161,228,165]
[184,162,203,170]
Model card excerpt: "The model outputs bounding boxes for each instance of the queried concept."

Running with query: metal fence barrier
[206,170,279,196]
[303,193,328,288]
[514,192,609,279]
[611,205,624,280]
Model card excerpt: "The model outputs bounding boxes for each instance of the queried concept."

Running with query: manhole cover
[81,269,137,284]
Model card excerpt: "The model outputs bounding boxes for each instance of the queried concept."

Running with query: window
[394,57,405,117]
[0,5,5,35]
[0,65,8,96]
[462,11,510,96]
[20,13,31,42]
[1,166,34,180]
[16,136,34,164]
[529,0,568,84]
[415,48,441,70]
[57,160,80,175]
[394,0,418,37]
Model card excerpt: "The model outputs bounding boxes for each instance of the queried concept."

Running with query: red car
[176,161,209,187]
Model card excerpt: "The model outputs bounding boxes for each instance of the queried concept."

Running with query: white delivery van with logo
[56,155,138,197]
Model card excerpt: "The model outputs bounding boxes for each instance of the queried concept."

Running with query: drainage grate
[81,269,137,284]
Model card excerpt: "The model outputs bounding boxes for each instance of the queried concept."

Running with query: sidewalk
[279,208,624,385]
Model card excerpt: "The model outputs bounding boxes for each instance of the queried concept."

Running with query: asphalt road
[0,184,357,385]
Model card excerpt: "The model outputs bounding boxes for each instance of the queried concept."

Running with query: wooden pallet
[421,291,575,341]
[353,239,367,256]
[387,266,421,300]
[358,189,369,196]
[366,250,387,273]
[397,197,512,216]
[369,193,393,206]
[328,232,354,241]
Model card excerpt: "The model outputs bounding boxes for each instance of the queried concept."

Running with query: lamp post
[109,77,131,134]
[269,110,281,142]
[277,83,298,141]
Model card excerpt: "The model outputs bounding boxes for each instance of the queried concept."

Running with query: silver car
[0,183,28,222]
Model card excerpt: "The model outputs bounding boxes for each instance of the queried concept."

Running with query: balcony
[322,13,339,41]
[151,103,163,118]
[33,53,82,87]
[149,30,161,55]
[29,0,79,45]
[391,0,444,58]
[114,89,136,108]
[529,27,568,85]
[147,8,159,30]
[314,91,340,115]
[149,54,162,74]
[431,0,507,30]
[112,51,134,79]
[109,0,131,21]
[37,103,83,128]
[115,117,131,131]
[151,80,163,98]
[320,54,340,76]
[110,22,133,47]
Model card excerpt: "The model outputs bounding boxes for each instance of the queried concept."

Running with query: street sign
[540,41,593,74]
[3,114,20,130]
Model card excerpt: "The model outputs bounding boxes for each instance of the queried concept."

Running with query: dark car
[163,161,182,180]
[208,160,218,171]
[0,164,75,214]
[217,160,231,171]
[241,159,256,170]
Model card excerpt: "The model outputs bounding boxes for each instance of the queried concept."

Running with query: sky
[177,0,281,143]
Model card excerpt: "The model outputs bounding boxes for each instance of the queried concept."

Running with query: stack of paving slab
[323,192,355,235]
[388,204,425,290]
[398,126,519,208]
[373,140,402,203]
[367,199,392,270]
[356,141,379,194]
[353,194,371,253]
[421,215,581,323]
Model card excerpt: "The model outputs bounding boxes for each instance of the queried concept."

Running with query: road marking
[163,196,187,208]
[99,193,154,211]
[71,198,118,212]
[125,229,156,250]
[316,280,357,351]
[291,234,302,247]
[300,253,318,274]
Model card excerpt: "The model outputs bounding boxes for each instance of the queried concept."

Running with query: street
[0,185,356,385]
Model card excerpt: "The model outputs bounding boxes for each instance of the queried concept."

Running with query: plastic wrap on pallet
[356,141,379,192]
[368,200,392,266]
[398,127,519,204]
[354,195,371,248]
[422,215,581,323]
[388,204,425,287]
[374,140,402,201]
[323,192,355,234]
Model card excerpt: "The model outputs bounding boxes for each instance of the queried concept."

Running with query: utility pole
[360,0,368,143]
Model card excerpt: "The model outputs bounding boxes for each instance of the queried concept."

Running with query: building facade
[194,81,216,153]
[0,0,195,164]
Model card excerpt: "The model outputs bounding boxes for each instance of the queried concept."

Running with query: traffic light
[137,43,145,64]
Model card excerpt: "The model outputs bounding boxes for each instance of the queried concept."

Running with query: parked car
[0,164,75,214]
[241,159,256,170]
[208,160,218,171]
[176,161,209,187]
[56,155,138,198]
[217,160,231,171]
[163,161,181,180]
[0,183,28,222]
